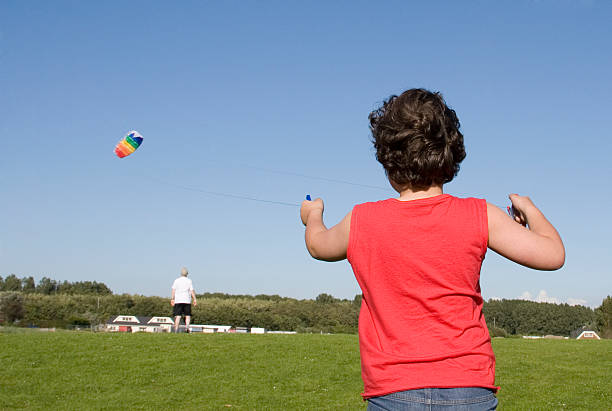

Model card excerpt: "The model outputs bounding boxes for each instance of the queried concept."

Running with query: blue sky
[1,1,610,306]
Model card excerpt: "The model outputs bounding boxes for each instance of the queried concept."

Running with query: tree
[31,277,112,295]
[0,292,25,323]
[3,274,22,292]
[36,277,57,295]
[22,276,36,293]
[315,293,337,304]
[70,281,112,295]
[56,281,73,294]
[596,296,612,339]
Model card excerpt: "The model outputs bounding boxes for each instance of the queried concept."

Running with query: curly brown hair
[369,88,466,189]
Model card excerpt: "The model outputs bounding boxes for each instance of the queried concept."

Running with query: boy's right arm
[487,194,565,270]
[301,198,351,262]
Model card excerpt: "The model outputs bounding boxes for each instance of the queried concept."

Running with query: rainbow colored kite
[114,131,143,158]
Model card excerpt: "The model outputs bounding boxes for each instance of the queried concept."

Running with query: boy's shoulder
[352,195,486,211]
[446,195,488,209]
[449,195,487,202]
[352,198,395,210]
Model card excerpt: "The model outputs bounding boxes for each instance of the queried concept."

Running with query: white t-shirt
[172,277,194,304]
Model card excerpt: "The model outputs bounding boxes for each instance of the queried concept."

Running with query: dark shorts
[173,303,192,317]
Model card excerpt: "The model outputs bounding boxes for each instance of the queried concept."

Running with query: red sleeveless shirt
[347,195,497,398]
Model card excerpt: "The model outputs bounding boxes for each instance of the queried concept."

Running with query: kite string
[136,162,392,208]
[141,175,301,207]
[140,173,512,211]
[243,164,390,191]
[195,158,392,191]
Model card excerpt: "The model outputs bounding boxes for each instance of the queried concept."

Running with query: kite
[114,131,143,158]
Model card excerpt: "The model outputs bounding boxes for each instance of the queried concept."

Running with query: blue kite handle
[306,195,312,201]
[507,205,515,218]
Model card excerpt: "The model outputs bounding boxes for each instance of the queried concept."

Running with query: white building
[576,330,601,340]
[105,315,174,333]
[189,324,232,333]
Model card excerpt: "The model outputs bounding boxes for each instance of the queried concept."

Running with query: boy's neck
[394,183,444,202]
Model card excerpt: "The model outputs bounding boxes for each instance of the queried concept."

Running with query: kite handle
[507,205,515,218]
[306,195,312,201]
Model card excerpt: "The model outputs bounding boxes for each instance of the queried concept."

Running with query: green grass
[0,331,363,410]
[493,338,611,409]
[0,331,610,410]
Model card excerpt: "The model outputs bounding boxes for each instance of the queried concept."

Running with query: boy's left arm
[301,198,351,262]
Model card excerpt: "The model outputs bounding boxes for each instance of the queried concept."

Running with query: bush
[0,292,25,324]
[489,326,508,338]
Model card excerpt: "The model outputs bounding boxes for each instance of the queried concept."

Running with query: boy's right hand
[301,197,324,226]
[488,194,565,270]
[509,194,535,227]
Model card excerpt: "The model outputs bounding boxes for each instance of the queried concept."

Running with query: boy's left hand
[301,197,324,226]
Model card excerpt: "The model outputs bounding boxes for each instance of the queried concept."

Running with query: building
[189,325,232,333]
[576,330,601,340]
[571,326,602,340]
[105,316,281,335]
[106,315,174,333]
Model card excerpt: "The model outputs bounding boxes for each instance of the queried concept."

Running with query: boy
[300,89,564,410]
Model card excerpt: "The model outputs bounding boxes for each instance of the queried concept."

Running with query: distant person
[171,267,197,333]
[300,88,565,410]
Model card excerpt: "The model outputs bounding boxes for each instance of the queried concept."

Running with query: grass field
[1,331,610,410]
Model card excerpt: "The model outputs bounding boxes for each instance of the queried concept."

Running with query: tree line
[0,292,361,333]
[0,274,112,295]
[483,298,603,337]
[0,276,610,337]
